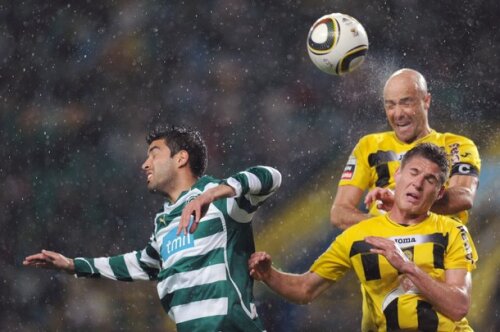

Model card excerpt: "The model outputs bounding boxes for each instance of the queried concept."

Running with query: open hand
[248,252,273,281]
[364,188,394,212]
[23,249,75,274]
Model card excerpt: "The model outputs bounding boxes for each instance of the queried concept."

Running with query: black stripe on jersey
[428,233,449,249]
[417,300,438,332]
[368,150,399,166]
[350,241,381,280]
[362,254,381,281]
[450,162,479,177]
[384,298,400,331]
[433,244,445,269]
[350,240,372,256]
[368,150,398,188]
[375,164,391,187]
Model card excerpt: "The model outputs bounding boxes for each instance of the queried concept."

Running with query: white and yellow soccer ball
[307,13,369,76]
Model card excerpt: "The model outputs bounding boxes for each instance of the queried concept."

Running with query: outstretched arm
[365,236,471,321]
[248,252,332,304]
[23,249,75,274]
[330,185,371,229]
[25,239,161,282]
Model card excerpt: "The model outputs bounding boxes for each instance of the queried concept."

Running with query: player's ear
[436,185,445,200]
[176,150,189,168]
[394,166,401,180]
[424,92,431,111]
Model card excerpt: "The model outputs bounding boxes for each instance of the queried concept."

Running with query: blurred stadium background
[1,1,499,331]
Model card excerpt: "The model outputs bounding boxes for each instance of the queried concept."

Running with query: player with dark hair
[331,68,481,230]
[249,143,477,331]
[24,124,282,332]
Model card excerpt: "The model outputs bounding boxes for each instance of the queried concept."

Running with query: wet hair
[146,124,208,177]
[401,143,450,185]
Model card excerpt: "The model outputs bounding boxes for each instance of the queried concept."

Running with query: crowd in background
[1,1,499,331]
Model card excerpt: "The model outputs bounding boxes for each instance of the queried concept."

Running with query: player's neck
[165,173,198,203]
[388,209,429,226]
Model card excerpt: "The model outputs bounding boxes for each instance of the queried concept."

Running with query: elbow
[444,298,470,322]
[290,281,320,305]
[330,206,347,230]
[447,305,469,322]
[462,198,474,211]
[295,287,316,305]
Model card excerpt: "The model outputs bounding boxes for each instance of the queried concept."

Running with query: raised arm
[179,166,282,234]
[248,252,332,304]
[330,185,371,229]
[178,183,236,235]
[430,174,478,215]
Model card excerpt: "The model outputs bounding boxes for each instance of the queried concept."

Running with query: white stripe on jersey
[226,198,255,223]
[94,257,116,280]
[157,263,227,299]
[139,249,161,269]
[241,171,262,194]
[123,251,150,280]
[169,298,228,324]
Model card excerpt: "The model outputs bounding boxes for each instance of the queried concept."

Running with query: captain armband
[450,163,479,177]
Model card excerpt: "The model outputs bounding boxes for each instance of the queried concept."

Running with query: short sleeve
[339,137,372,190]
[444,225,478,272]
[310,232,352,282]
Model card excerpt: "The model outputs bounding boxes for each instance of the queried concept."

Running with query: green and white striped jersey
[74,166,281,332]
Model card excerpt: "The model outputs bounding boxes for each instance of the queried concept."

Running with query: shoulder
[359,131,395,143]
[435,131,477,146]
[354,132,396,151]
[193,175,222,192]
[341,215,385,238]
[428,212,466,232]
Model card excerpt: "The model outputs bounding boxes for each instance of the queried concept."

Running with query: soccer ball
[307,13,369,76]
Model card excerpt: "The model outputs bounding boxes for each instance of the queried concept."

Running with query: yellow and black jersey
[310,213,477,332]
[339,130,481,223]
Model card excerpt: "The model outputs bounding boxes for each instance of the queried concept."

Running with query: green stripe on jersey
[235,195,259,214]
[247,166,273,194]
[232,173,250,195]
[136,251,159,280]
[191,176,218,191]
[74,258,100,278]
[109,255,133,281]
[157,248,225,281]
[193,217,224,240]
[145,243,160,261]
